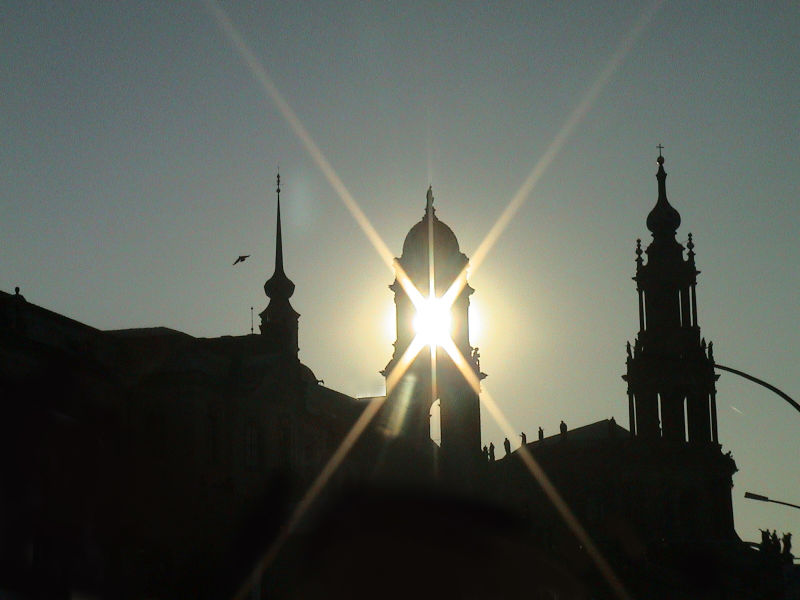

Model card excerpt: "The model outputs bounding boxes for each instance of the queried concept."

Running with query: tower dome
[400,186,463,266]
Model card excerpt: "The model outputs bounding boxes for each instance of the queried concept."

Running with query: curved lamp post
[744,491,800,511]
[714,363,799,415]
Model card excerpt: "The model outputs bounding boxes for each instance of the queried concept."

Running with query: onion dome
[263,211,295,301]
[646,154,681,238]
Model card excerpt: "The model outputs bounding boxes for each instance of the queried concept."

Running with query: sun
[413,296,452,347]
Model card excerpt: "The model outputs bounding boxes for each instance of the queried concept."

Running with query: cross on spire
[657,143,664,157]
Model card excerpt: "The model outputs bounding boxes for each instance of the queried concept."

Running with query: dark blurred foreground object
[264,487,589,600]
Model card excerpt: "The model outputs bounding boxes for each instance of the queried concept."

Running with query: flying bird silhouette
[233,255,250,265]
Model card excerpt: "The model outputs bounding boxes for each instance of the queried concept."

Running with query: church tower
[382,187,483,483]
[259,173,300,357]
[624,152,719,444]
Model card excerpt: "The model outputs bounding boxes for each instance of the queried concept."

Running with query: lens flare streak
[234,328,428,598]
[443,0,664,304]
[384,373,417,437]
[233,394,386,600]
[385,334,427,394]
[394,263,427,307]
[438,337,632,600]
[204,0,398,272]
[207,3,661,597]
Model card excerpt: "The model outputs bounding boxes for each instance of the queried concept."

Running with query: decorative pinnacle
[687,232,695,262]
[635,238,643,267]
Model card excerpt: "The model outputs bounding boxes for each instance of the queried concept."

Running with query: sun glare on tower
[468,302,482,345]
[412,296,452,348]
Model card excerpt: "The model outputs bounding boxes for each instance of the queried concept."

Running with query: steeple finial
[646,149,681,238]
[425,185,435,217]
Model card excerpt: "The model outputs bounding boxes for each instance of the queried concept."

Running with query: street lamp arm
[745,491,800,511]
[714,363,800,415]
[769,498,800,510]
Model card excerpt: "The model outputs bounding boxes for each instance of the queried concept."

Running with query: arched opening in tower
[430,399,441,447]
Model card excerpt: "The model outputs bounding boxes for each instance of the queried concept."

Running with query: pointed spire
[275,172,284,273]
[646,150,681,239]
[260,171,299,351]
[263,172,295,302]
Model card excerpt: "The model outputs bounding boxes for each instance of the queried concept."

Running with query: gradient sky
[2,1,798,544]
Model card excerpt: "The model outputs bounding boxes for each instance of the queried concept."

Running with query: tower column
[710,390,719,443]
[628,392,636,436]
[686,390,711,443]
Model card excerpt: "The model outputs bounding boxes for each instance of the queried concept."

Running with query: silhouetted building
[489,154,784,599]
[622,153,736,540]
[380,186,483,488]
[0,176,365,598]
[0,160,795,599]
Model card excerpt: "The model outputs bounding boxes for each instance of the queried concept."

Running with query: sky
[2,1,798,544]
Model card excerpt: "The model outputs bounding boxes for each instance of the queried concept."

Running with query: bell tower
[624,152,719,444]
[382,187,483,483]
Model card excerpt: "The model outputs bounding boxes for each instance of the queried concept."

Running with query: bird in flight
[233,255,250,265]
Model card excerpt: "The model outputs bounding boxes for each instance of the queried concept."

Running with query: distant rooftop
[513,418,629,457]
[105,326,193,339]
